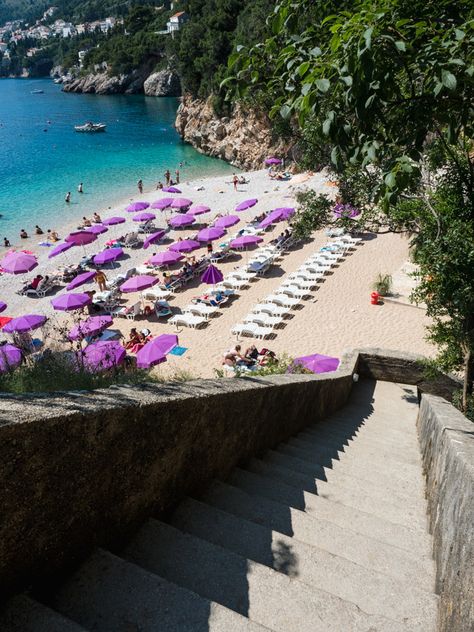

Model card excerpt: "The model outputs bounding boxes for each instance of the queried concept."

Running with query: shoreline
[3,161,241,255]
[0,167,434,379]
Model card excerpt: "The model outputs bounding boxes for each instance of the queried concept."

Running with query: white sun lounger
[253,303,291,318]
[231,323,273,339]
[244,314,283,329]
[184,304,219,319]
[281,279,317,291]
[142,288,172,301]
[169,314,207,329]
[265,294,300,308]
[276,285,310,299]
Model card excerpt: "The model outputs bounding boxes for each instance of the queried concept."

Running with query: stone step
[287,435,423,470]
[245,458,431,553]
[298,426,421,458]
[267,448,425,502]
[0,595,88,632]
[48,549,270,632]
[276,444,426,493]
[303,422,421,453]
[172,497,438,630]
[230,466,428,543]
[264,449,423,509]
[123,519,407,632]
[202,481,435,591]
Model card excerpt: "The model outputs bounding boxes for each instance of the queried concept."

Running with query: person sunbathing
[125,328,141,351]
[21,274,43,293]
[92,213,102,223]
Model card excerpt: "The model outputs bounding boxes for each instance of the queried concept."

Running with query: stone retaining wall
[0,348,462,601]
[418,394,474,631]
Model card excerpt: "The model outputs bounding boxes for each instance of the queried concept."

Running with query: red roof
[170,11,185,19]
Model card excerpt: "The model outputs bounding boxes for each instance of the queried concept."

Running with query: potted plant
[373,273,392,296]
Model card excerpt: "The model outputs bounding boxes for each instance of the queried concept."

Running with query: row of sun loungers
[231,234,363,340]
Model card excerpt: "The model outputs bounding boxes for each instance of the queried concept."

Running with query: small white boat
[31,89,44,94]
[74,122,106,133]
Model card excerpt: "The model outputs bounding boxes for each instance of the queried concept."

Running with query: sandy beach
[0,168,434,378]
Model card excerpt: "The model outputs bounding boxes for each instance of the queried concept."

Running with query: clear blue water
[0,78,234,240]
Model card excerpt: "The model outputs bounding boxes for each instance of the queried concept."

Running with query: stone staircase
[0,380,438,631]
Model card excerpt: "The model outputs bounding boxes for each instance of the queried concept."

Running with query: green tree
[229,0,474,410]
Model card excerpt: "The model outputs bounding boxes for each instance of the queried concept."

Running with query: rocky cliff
[62,68,180,96]
[175,94,292,170]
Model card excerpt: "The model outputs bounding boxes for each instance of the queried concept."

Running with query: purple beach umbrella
[51,293,92,312]
[143,230,166,250]
[67,270,96,291]
[48,241,75,259]
[133,211,156,223]
[69,315,113,341]
[170,198,193,209]
[120,275,157,293]
[3,314,47,333]
[201,264,224,285]
[292,353,340,374]
[189,205,210,216]
[93,247,124,265]
[235,198,258,212]
[151,198,174,210]
[162,186,181,193]
[214,215,240,229]
[126,202,149,212]
[0,301,6,313]
[274,207,295,217]
[333,203,360,219]
[0,344,22,372]
[169,239,200,253]
[169,214,195,228]
[259,209,289,229]
[103,216,126,226]
[265,157,282,165]
[149,251,183,266]
[136,333,178,368]
[230,235,263,249]
[86,224,108,235]
[197,227,225,242]
[66,231,97,246]
[82,340,126,372]
[1,252,38,275]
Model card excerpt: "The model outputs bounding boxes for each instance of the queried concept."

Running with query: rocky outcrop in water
[62,69,146,95]
[143,69,181,97]
[175,94,291,170]
[62,67,181,96]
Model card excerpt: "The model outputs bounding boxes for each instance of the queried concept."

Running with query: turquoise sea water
[0,78,234,240]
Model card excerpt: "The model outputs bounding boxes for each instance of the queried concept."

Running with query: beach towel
[169,346,187,356]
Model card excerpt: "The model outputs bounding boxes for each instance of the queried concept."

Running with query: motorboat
[31,89,44,94]
[74,122,106,133]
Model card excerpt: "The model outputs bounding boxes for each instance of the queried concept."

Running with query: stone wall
[418,394,474,632]
[0,348,463,602]
[356,347,461,402]
[0,365,354,597]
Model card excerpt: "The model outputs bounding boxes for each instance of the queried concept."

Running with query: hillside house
[166,11,188,34]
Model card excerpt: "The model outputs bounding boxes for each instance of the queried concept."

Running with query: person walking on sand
[165,169,171,186]
[175,169,180,184]
[137,179,143,194]
[233,173,238,191]
[78,182,83,193]
[65,192,71,203]
[94,269,107,292]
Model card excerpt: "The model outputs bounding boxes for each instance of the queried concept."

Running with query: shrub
[373,273,392,296]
